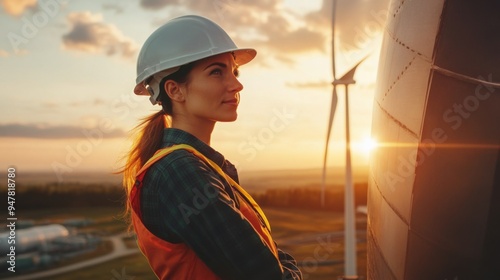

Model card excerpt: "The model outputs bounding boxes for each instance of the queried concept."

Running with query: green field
[12,206,367,280]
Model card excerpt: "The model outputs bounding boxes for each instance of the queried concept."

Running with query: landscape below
[0,169,369,279]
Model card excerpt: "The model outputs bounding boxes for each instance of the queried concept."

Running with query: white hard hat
[134,15,257,105]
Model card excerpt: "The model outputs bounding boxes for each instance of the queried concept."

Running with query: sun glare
[356,137,378,156]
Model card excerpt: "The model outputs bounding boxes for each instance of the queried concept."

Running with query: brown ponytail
[120,110,169,217]
[120,62,195,221]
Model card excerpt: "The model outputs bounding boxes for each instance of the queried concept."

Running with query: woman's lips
[222,99,238,105]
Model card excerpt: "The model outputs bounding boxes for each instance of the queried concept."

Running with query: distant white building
[0,224,69,254]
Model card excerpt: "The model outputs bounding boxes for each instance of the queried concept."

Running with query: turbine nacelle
[333,79,356,86]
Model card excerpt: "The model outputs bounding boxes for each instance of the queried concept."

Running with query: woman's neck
[171,117,215,146]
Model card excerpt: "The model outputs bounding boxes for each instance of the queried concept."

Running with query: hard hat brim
[232,48,257,67]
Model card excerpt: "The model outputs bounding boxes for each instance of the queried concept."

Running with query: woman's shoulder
[148,148,211,176]
[142,149,211,192]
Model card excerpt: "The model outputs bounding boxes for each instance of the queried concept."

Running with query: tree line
[251,183,368,211]
[1,182,368,212]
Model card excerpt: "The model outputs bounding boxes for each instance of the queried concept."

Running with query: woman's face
[180,52,243,123]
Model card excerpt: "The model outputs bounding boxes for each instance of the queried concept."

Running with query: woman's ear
[164,80,185,102]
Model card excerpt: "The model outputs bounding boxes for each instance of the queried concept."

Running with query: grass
[265,207,368,279]
[14,206,367,280]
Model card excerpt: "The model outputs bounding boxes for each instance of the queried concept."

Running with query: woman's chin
[217,113,238,122]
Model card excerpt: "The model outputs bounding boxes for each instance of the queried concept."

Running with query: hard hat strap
[146,67,180,105]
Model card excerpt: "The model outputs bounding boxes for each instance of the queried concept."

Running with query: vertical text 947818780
[6,167,17,273]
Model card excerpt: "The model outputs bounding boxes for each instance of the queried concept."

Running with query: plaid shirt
[140,128,302,280]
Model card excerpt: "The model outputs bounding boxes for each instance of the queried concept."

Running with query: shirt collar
[161,128,226,168]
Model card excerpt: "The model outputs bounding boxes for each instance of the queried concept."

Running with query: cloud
[264,27,324,53]
[0,123,126,139]
[186,0,277,18]
[137,0,389,63]
[62,11,138,59]
[0,49,9,57]
[140,0,324,59]
[305,0,390,52]
[189,2,325,54]
[102,3,125,14]
[1,0,37,16]
[140,0,180,10]
[0,48,29,57]
[140,0,276,12]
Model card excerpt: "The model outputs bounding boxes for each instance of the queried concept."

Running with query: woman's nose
[229,74,244,93]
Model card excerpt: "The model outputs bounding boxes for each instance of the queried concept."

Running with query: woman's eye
[210,68,222,75]
[233,69,240,78]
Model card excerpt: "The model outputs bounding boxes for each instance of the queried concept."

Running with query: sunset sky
[0,0,390,179]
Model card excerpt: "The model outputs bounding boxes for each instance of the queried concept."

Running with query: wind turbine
[320,0,365,278]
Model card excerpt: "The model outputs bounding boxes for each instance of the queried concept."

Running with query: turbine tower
[320,0,365,278]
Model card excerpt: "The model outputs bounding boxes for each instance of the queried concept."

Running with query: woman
[122,15,302,280]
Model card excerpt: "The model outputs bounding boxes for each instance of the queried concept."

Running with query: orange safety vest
[130,144,279,280]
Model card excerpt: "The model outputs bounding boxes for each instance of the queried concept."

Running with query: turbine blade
[337,55,369,85]
[332,0,338,80]
[323,0,338,208]
[321,85,338,207]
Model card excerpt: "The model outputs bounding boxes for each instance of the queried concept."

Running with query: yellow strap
[137,144,272,231]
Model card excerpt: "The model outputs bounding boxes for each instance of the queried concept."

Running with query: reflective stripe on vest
[130,144,279,279]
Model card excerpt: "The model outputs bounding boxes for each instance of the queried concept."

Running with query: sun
[354,137,378,156]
